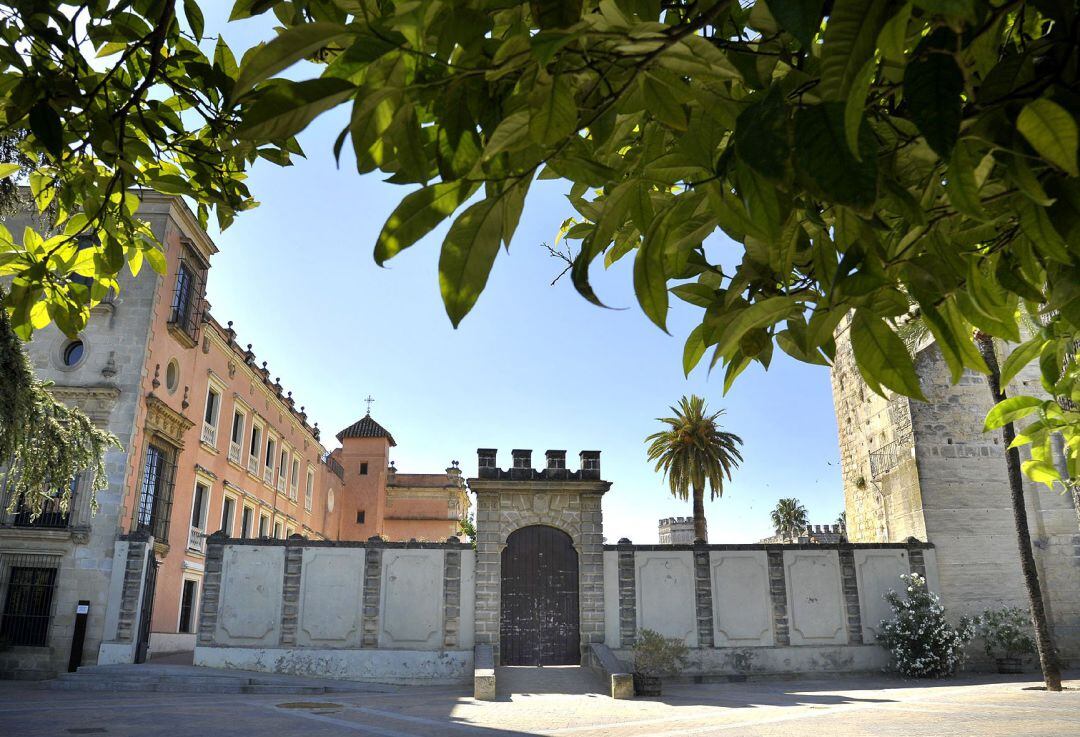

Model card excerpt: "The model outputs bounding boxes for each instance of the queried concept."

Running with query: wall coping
[205,534,472,550]
[603,541,934,552]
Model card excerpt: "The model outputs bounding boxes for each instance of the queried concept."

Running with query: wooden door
[500,525,580,665]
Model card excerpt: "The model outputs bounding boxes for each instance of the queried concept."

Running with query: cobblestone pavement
[1,668,1077,737]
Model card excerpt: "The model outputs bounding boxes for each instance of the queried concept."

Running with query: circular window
[165,360,180,393]
[62,340,85,367]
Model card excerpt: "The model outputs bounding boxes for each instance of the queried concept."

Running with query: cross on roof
[364,395,375,415]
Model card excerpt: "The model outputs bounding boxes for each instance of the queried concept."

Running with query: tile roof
[336,414,397,446]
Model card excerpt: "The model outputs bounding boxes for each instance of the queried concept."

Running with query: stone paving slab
[0,669,1076,737]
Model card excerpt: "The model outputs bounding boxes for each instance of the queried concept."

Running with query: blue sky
[198,5,844,543]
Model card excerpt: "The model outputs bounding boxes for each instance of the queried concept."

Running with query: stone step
[241,684,326,694]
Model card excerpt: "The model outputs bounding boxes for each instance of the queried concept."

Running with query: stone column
[766,549,790,646]
[838,548,863,645]
[473,492,501,649]
[197,532,226,645]
[693,543,715,648]
[443,546,462,648]
[617,538,637,647]
[279,536,304,646]
[361,536,384,648]
[579,492,606,646]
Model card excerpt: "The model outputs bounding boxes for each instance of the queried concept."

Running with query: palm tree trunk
[692,484,707,543]
[977,334,1062,691]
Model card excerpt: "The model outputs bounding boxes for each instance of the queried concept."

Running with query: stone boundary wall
[603,541,938,676]
[193,534,475,684]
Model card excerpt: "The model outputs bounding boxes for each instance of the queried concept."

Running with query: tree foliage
[1,0,1078,492]
[770,497,808,540]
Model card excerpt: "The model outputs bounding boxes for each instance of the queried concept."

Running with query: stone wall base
[613,645,891,677]
[97,641,137,665]
[148,632,196,655]
[193,646,472,684]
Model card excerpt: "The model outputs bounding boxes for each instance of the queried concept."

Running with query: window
[278,448,289,492]
[265,436,277,476]
[10,477,76,529]
[286,527,294,538]
[165,360,179,394]
[0,562,58,647]
[290,458,300,500]
[220,496,235,536]
[178,579,198,634]
[258,513,269,538]
[240,506,253,538]
[201,387,220,446]
[304,469,314,511]
[356,510,366,524]
[62,340,84,367]
[168,256,204,339]
[273,521,282,539]
[360,462,369,475]
[230,410,245,445]
[190,482,208,529]
[247,422,262,476]
[136,442,176,543]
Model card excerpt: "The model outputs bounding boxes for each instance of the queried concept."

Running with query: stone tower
[831,315,1080,657]
[658,516,698,544]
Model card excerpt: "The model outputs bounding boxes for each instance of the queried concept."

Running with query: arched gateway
[470,449,610,665]
[501,526,579,665]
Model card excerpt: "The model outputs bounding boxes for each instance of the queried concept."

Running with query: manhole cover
[276,702,344,710]
[67,730,107,734]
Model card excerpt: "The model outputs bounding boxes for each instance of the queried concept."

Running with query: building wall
[332,437,390,540]
[831,319,1080,658]
[0,199,163,677]
[194,536,473,683]
[658,517,696,545]
[605,542,937,675]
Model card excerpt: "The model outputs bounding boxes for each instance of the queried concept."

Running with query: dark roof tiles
[336,414,397,446]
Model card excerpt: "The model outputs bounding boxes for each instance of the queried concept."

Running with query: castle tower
[831,315,1079,656]
[658,516,698,544]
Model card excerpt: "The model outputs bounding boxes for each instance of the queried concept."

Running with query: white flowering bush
[877,573,975,678]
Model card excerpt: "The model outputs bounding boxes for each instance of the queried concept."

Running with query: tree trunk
[977,334,1062,691]
[692,484,707,543]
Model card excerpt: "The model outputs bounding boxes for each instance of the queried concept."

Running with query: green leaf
[844,58,876,159]
[438,197,505,327]
[877,3,912,62]
[850,310,927,400]
[712,296,796,359]
[671,283,716,308]
[819,0,890,101]
[0,163,19,179]
[999,337,1045,387]
[735,85,788,180]
[529,75,578,145]
[1021,459,1061,486]
[983,396,1043,431]
[904,47,963,158]
[236,78,355,139]
[1017,98,1080,177]
[683,323,707,376]
[375,181,479,265]
[634,219,670,331]
[28,102,63,159]
[482,110,531,160]
[234,23,353,99]
[912,0,977,19]
[945,140,986,220]
[640,73,687,131]
[794,103,877,208]
[183,0,205,41]
[1018,200,1071,263]
[766,0,825,48]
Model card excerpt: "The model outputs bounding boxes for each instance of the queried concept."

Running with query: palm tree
[646,395,743,542]
[771,498,809,542]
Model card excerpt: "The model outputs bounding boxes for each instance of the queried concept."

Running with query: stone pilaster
[579,493,606,644]
[617,538,637,646]
[361,536,384,648]
[766,549,790,646]
[197,533,226,645]
[115,533,150,643]
[693,545,714,648]
[279,538,304,646]
[838,548,863,645]
[473,492,501,649]
[443,547,462,648]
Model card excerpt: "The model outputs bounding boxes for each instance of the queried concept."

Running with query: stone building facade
[2,193,468,676]
[831,315,1080,658]
[658,517,696,544]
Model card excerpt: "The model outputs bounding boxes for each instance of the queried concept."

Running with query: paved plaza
[1,667,1077,737]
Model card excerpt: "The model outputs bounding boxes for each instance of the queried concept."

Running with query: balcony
[263,466,275,486]
[869,434,913,479]
[247,456,260,476]
[228,442,242,465]
[187,526,207,554]
[276,476,286,494]
[200,422,217,447]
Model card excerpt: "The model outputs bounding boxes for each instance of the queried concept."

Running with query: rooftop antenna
[364,394,375,415]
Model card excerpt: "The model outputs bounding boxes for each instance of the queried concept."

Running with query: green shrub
[877,573,975,678]
[631,629,689,677]
[977,607,1036,660]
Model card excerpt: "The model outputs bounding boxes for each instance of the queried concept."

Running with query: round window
[62,340,84,367]
[165,360,179,393]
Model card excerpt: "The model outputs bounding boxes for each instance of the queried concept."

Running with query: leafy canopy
[1,0,1078,491]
